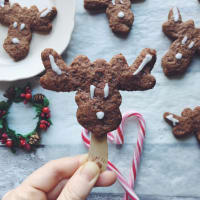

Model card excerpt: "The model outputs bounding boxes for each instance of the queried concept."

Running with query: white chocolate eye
[181,36,187,45]
[96,112,104,119]
[188,41,194,49]
[175,53,182,60]
[104,83,109,98]
[90,85,96,99]
[166,114,179,126]
[118,11,125,18]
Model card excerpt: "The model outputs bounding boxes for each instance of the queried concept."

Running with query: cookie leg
[3,23,32,61]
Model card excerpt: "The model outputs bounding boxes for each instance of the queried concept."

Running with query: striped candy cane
[81,111,146,200]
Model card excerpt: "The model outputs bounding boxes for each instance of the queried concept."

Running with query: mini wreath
[0,85,52,152]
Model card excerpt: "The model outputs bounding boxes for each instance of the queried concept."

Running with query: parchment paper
[1,0,200,199]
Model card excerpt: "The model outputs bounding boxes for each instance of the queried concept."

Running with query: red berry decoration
[42,107,50,114]
[25,93,32,100]
[2,133,8,139]
[39,123,44,129]
[6,140,13,148]
[20,139,26,147]
[0,84,52,152]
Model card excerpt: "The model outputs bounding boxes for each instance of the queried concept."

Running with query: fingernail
[80,161,100,182]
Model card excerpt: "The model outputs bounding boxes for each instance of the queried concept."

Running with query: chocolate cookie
[40,48,156,136]
[0,0,57,61]
[84,0,134,34]
[164,107,200,143]
[162,7,200,77]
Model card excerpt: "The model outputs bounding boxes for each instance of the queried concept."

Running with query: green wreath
[0,85,52,152]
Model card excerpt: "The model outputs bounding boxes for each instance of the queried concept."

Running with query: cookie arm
[40,49,92,92]
[40,49,73,92]
[162,7,182,40]
[31,7,57,33]
[116,48,156,91]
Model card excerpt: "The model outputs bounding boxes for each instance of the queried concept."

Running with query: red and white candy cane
[81,111,146,200]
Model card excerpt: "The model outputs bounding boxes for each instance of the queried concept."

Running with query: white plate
[0,0,75,81]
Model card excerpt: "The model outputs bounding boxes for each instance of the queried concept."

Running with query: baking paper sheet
[1,0,200,199]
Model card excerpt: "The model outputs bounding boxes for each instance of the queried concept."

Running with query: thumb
[57,161,100,200]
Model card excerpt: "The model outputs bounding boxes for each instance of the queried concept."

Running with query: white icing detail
[90,85,96,99]
[112,0,115,5]
[175,53,182,60]
[172,7,179,22]
[118,11,125,18]
[12,38,19,44]
[49,55,62,75]
[133,54,152,75]
[166,114,179,126]
[20,23,25,31]
[0,0,5,7]
[104,83,109,98]
[40,8,52,18]
[188,41,194,49]
[181,36,187,45]
[13,22,18,28]
[120,0,123,3]
[96,112,104,120]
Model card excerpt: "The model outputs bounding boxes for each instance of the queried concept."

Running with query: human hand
[3,154,116,200]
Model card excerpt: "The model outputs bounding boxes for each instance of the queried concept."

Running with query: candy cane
[81,111,146,200]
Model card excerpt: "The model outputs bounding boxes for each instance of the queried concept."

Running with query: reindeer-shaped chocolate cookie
[84,0,134,34]
[162,7,200,77]
[0,0,57,61]
[164,107,200,143]
[40,48,157,136]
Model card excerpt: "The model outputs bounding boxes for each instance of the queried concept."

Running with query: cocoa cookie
[164,107,200,143]
[0,0,57,61]
[84,0,134,34]
[40,48,156,136]
[162,7,200,77]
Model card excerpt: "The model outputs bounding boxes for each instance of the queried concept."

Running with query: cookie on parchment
[162,7,200,77]
[164,107,200,143]
[84,0,134,34]
[0,0,57,61]
[40,48,157,136]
